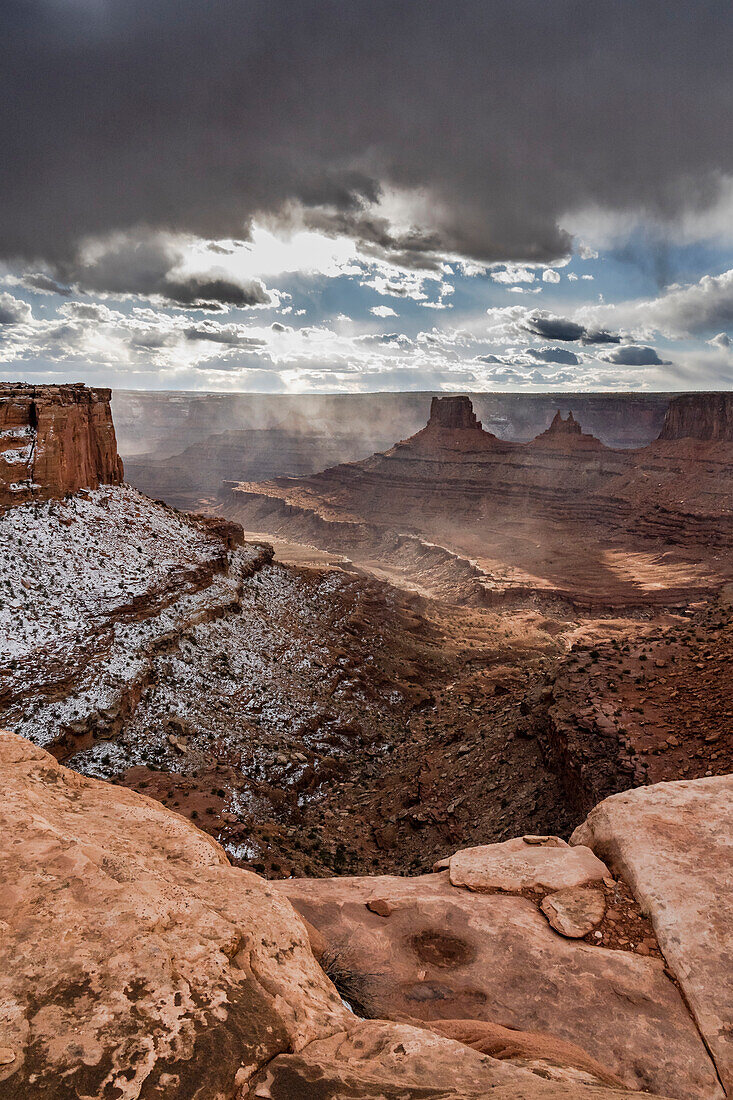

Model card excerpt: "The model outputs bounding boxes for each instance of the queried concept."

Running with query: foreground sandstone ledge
[573,776,733,1097]
[277,853,721,1098]
[0,731,723,1100]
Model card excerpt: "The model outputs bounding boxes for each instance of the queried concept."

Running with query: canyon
[116,390,673,512]
[1,383,732,1098]
[226,393,733,610]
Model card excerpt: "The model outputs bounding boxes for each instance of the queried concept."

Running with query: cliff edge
[0,730,712,1100]
[0,382,123,509]
[658,392,733,441]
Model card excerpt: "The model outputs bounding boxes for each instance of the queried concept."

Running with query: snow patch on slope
[0,484,222,665]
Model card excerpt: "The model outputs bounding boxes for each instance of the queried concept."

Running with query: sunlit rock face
[227,394,733,610]
[0,383,123,509]
[113,391,678,511]
[278,779,732,1100]
[0,731,673,1100]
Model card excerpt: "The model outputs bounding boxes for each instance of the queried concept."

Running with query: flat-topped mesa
[0,382,123,509]
[428,395,483,431]
[530,409,604,451]
[389,394,506,457]
[659,392,733,442]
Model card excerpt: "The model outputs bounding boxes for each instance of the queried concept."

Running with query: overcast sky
[2,0,733,392]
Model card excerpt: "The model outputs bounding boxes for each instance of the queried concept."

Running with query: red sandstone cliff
[226,394,733,610]
[658,393,733,441]
[399,394,509,455]
[428,394,483,430]
[0,382,123,508]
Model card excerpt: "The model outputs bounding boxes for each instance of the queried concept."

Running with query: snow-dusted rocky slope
[0,477,580,882]
[0,484,271,748]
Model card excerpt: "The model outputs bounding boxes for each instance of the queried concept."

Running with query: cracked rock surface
[573,775,733,1097]
[278,823,724,1100]
[0,731,669,1100]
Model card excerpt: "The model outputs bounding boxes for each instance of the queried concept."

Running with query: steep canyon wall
[0,383,123,509]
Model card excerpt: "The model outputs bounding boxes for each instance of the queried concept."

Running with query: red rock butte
[402,394,507,454]
[227,390,733,610]
[0,382,123,509]
[428,394,484,431]
[531,408,604,450]
[417,397,605,453]
[549,410,581,435]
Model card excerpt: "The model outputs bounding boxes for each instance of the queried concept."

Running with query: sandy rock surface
[277,867,721,1099]
[540,886,607,938]
[0,731,666,1100]
[573,774,733,1096]
[0,731,350,1099]
[427,1019,626,1087]
[246,1020,664,1100]
[442,835,610,892]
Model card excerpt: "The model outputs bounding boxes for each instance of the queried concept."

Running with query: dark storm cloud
[587,329,622,345]
[184,323,266,347]
[50,235,272,309]
[303,209,445,270]
[602,345,669,366]
[2,1,733,268]
[528,346,581,365]
[524,316,586,341]
[21,273,72,296]
[523,313,621,344]
[164,276,270,309]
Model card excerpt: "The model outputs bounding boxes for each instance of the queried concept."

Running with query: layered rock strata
[124,427,389,510]
[659,392,733,441]
[228,396,733,610]
[0,382,123,508]
[0,484,269,759]
[112,389,672,461]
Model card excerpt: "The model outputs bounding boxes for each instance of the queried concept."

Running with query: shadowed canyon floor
[3,394,733,877]
[1,485,585,875]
